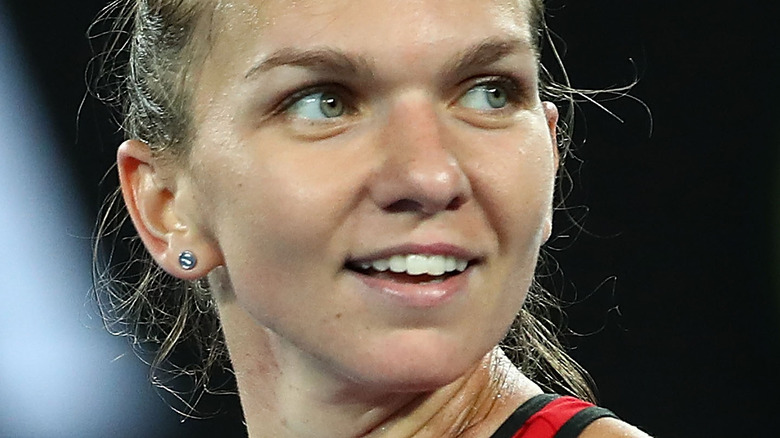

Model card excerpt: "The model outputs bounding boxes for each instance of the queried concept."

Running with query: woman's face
[184,0,557,390]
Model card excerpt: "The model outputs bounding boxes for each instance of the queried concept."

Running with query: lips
[344,244,480,307]
[346,244,479,278]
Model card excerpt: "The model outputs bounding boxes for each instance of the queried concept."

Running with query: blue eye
[459,83,510,110]
[287,91,345,119]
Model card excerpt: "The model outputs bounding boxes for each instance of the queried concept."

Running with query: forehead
[206,0,535,66]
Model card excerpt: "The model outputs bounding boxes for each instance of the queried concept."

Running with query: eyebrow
[443,37,534,79]
[244,37,533,80]
[244,47,373,79]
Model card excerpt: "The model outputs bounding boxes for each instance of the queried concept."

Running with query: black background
[4,0,779,436]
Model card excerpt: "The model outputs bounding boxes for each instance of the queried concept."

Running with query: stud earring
[178,250,197,271]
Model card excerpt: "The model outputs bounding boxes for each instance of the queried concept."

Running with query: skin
[118,0,651,436]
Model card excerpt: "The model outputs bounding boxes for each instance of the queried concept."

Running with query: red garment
[512,396,602,438]
[491,394,618,438]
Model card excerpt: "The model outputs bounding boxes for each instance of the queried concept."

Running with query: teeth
[445,256,457,272]
[361,254,470,276]
[372,258,390,272]
[406,255,428,275]
[389,255,406,273]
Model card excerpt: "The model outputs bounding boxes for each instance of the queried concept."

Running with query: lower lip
[349,268,471,308]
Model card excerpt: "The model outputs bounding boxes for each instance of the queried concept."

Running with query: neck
[220,303,541,438]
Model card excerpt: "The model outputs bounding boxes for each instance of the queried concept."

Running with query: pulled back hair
[91,0,600,412]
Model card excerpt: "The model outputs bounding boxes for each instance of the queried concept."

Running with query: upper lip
[346,243,482,264]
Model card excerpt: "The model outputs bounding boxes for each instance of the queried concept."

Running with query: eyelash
[274,75,529,118]
[274,84,355,116]
[467,76,527,103]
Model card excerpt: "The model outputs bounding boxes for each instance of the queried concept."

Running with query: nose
[369,95,472,215]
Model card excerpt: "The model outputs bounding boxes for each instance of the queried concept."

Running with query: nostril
[384,199,424,214]
[445,196,465,211]
[382,196,464,215]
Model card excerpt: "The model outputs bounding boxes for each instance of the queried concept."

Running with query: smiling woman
[93,0,650,437]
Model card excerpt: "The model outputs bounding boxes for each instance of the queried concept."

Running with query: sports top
[491,394,619,438]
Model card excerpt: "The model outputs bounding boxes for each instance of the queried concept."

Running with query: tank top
[490,394,619,438]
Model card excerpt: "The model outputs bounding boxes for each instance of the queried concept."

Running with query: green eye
[288,91,345,119]
[319,93,344,118]
[459,84,510,110]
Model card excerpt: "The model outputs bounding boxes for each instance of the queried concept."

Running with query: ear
[541,101,560,243]
[117,140,222,280]
[543,101,560,172]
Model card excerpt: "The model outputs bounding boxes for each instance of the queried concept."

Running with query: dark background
[4,0,779,436]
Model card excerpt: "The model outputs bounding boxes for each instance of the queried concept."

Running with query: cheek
[466,123,556,304]
[209,147,352,249]
[194,145,364,312]
[467,129,556,250]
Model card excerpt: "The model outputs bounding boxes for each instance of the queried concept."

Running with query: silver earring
[178,251,197,270]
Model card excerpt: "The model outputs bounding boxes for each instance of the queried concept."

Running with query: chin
[333,330,493,393]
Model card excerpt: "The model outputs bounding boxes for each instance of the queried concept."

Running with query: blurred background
[0,0,777,436]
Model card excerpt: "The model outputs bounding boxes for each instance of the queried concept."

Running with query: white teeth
[445,256,457,272]
[389,255,406,273]
[360,254,470,276]
[371,258,390,272]
[427,255,446,276]
[406,255,427,275]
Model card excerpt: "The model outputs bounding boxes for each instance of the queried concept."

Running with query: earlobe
[117,140,222,280]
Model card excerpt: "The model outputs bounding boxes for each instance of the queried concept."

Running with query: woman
[100,0,651,436]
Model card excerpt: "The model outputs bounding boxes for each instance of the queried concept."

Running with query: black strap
[554,406,619,438]
[490,394,560,438]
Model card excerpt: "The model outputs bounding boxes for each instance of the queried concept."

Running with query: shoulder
[493,393,653,438]
[579,417,653,438]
